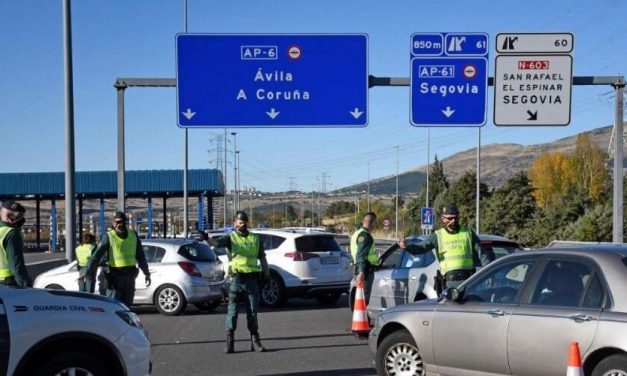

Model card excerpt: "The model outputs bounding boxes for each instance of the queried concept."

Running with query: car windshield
[295,235,342,252]
[178,242,217,262]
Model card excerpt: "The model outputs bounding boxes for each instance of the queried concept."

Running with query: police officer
[75,232,97,293]
[79,211,150,307]
[208,211,270,354]
[350,211,377,305]
[0,201,31,288]
[399,204,494,292]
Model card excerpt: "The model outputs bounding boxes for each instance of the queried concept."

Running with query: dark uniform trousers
[227,272,260,332]
[107,267,139,307]
[0,277,17,287]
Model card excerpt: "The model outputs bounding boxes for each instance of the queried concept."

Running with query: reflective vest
[107,230,137,268]
[0,226,15,279]
[350,227,377,266]
[228,231,261,273]
[435,226,474,275]
[75,243,94,267]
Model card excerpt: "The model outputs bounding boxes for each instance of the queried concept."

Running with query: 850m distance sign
[176,33,368,127]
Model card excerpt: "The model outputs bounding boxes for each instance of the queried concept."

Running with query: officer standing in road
[399,204,494,292]
[208,210,270,354]
[75,232,97,293]
[0,201,31,288]
[79,211,150,307]
[350,211,377,305]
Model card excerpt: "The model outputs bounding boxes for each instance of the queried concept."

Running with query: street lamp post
[231,132,238,213]
[367,162,370,211]
[395,145,399,239]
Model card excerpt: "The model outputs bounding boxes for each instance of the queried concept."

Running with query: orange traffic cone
[351,279,370,337]
[567,342,584,376]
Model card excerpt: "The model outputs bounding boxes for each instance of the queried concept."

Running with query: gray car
[369,244,627,376]
[349,234,522,319]
[34,239,226,315]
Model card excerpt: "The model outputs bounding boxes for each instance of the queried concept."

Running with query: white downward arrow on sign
[350,108,364,119]
[266,108,280,119]
[182,108,196,120]
[441,106,455,118]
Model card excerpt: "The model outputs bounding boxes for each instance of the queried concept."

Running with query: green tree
[560,204,612,242]
[416,155,449,207]
[440,171,489,229]
[325,201,355,216]
[406,155,450,234]
[482,171,537,243]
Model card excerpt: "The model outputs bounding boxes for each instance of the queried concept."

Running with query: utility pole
[367,162,370,211]
[395,145,399,239]
[231,132,237,216]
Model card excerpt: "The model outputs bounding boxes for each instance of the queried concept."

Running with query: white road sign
[494,55,572,125]
[496,33,573,53]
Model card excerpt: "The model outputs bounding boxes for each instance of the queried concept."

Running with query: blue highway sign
[421,207,434,230]
[410,32,488,127]
[176,34,368,127]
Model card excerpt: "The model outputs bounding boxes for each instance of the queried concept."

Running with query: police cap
[1,200,25,213]
[442,204,459,216]
[113,211,127,221]
[235,210,249,221]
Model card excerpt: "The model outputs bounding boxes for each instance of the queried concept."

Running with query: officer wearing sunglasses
[0,200,31,287]
[399,204,494,293]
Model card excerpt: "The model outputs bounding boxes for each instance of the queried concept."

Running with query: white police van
[0,285,151,375]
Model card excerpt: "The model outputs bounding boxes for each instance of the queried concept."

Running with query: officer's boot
[250,331,266,352]
[224,330,235,354]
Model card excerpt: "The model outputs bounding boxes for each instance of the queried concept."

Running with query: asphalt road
[24,247,384,375]
[138,295,377,376]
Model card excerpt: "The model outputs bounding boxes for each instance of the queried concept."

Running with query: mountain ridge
[336,124,615,195]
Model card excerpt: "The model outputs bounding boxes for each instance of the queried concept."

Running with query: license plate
[320,256,339,265]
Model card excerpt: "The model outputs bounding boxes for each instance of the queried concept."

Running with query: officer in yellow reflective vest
[0,201,31,288]
[79,211,150,307]
[208,211,270,354]
[75,232,97,293]
[350,211,378,305]
[399,204,495,292]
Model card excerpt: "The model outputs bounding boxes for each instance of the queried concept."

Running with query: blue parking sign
[421,207,434,230]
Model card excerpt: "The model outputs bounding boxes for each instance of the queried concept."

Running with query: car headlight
[116,310,143,329]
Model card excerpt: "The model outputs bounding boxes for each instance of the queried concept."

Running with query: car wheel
[260,272,286,308]
[316,292,342,305]
[194,300,221,312]
[154,285,187,316]
[592,354,627,376]
[375,329,425,376]
[45,284,65,290]
[34,350,108,376]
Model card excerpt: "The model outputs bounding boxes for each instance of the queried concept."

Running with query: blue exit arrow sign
[176,34,368,127]
[410,32,489,127]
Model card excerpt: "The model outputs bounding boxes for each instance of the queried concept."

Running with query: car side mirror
[444,288,461,302]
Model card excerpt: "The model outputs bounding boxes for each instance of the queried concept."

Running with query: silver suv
[255,229,352,307]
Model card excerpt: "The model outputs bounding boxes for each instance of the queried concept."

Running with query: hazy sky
[1,0,625,193]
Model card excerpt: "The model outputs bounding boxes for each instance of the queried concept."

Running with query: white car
[349,234,524,319]
[34,239,226,315]
[1,285,150,375]
[254,229,352,307]
[205,229,353,307]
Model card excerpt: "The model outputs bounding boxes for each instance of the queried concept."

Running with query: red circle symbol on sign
[463,64,477,79]
[288,45,301,60]
[383,219,390,226]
